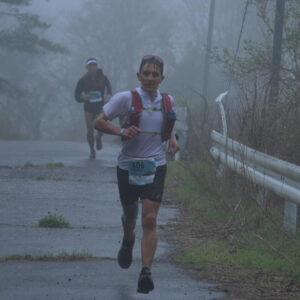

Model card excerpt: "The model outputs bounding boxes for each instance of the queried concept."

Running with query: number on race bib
[129,159,156,186]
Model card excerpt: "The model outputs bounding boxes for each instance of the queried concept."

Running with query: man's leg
[96,129,103,151]
[137,199,160,293]
[91,113,103,151]
[141,199,160,269]
[118,202,138,269]
[84,112,96,159]
[117,167,139,269]
[122,204,137,241]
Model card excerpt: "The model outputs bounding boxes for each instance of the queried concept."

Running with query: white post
[284,200,297,234]
[215,91,229,137]
[215,91,229,180]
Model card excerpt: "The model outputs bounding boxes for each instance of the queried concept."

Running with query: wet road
[0,137,225,299]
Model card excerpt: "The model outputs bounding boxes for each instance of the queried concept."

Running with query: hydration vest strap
[161,93,173,114]
[129,91,175,141]
[130,90,143,127]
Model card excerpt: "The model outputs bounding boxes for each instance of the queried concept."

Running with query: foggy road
[0,137,225,300]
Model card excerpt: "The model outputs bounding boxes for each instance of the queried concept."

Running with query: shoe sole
[137,276,154,294]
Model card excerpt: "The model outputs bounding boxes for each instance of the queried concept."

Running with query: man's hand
[122,126,141,139]
[81,93,90,102]
[167,135,180,155]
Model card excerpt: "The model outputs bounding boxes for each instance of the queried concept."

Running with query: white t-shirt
[103,87,175,170]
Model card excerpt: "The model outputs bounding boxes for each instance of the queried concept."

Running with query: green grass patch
[44,162,64,167]
[1,252,93,262]
[166,160,230,222]
[179,232,300,278]
[35,176,46,181]
[24,162,34,167]
[38,214,70,228]
[167,159,300,281]
[24,162,65,168]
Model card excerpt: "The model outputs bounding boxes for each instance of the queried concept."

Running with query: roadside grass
[166,160,230,222]
[178,235,300,278]
[167,160,300,279]
[1,252,93,262]
[38,214,70,228]
[24,162,65,168]
[44,162,64,167]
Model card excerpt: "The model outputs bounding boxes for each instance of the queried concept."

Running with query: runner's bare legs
[85,112,102,157]
[85,112,96,158]
[141,199,160,268]
[122,204,137,241]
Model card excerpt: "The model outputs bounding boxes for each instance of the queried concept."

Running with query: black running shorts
[117,164,167,206]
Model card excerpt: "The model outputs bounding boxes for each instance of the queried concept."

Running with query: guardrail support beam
[284,200,297,234]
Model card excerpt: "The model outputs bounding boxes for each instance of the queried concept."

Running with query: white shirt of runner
[103,87,175,170]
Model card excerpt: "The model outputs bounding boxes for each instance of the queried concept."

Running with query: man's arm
[167,131,180,155]
[94,112,140,139]
[74,78,89,103]
[167,96,180,155]
[104,76,112,96]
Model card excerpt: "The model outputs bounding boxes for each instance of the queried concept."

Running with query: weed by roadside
[24,162,65,168]
[38,214,70,228]
[1,252,93,262]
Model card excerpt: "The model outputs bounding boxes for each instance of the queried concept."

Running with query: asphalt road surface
[0,137,225,300]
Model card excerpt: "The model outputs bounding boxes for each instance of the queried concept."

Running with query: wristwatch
[119,128,125,137]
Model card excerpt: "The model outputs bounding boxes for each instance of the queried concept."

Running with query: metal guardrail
[210,131,300,203]
[210,92,300,233]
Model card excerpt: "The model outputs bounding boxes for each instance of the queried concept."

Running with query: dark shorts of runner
[117,164,167,206]
[84,102,103,114]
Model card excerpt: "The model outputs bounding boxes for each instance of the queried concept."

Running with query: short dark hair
[139,55,164,75]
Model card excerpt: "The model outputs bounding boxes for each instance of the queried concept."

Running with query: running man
[75,58,112,159]
[94,55,179,294]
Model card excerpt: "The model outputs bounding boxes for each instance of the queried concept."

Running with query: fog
[0,0,268,140]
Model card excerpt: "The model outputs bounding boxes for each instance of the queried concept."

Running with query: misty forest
[0,0,298,155]
[1,0,300,298]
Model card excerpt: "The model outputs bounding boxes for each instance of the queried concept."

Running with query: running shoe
[137,267,154,294]
[117,235,135,269]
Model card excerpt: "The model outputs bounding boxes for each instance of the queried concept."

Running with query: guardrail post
[284,200,297,234]
[175,107,188,161]
[257,188,266,210]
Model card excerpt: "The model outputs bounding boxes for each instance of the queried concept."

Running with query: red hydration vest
[125,90,176,141]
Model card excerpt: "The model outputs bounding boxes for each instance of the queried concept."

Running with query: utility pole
[202,0,215,100]
[269,0,285,104]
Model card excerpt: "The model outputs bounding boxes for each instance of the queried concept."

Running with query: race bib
[129,158,157,185]
[89,91,103,103]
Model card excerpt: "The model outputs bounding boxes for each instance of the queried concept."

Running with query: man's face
[137,63,164,94]
[86,63,98,76]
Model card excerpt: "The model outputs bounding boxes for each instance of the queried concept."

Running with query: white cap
[86,58,98,66]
